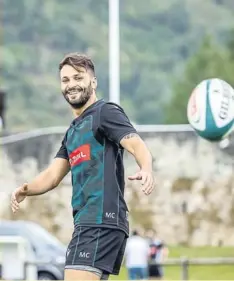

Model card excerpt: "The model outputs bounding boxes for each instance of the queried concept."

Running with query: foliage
[2,0,234,129]
[164,34,234,124]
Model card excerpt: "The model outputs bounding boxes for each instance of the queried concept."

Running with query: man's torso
[63,100,130,234]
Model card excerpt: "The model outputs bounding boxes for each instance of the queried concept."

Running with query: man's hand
[128,170,155,195]
[11,183,28,213]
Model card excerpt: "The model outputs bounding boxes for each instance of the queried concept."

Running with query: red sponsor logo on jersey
[69,144,91,167]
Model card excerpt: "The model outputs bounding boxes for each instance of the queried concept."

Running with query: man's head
[132,230,139,236]
[59,53,97,109]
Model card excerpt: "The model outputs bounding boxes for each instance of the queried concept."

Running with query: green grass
[110,246,234,280]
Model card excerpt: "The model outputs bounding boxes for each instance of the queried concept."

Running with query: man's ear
[91,77,97,90]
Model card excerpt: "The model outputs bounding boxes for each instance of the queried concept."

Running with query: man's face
[60,64,96,109]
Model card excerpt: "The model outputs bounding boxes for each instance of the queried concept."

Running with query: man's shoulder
[101,101,125,113]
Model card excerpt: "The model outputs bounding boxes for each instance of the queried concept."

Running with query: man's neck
[73,94,98,117]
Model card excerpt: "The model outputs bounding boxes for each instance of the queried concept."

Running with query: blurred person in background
[0,89,5,133]
[10,53,155,280]
[146,229,169,280]
[0,116,3,132]
[125,229,149,280]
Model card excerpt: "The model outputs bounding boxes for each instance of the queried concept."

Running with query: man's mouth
[69,92,78,96]
[69,89,81,94]
[66,89,83,96]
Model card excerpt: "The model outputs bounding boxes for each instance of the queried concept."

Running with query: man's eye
[75,76,83,80]
[62,79,68,83]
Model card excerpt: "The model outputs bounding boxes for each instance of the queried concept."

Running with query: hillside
[2,0,234,129]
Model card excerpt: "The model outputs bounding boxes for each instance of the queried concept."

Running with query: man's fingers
[128,173,142,180]
[142,174,150,190]
[11,197,19,213]
[10,185,26,213]
[146,180,154,195]
[11,192,16,201]
[147,177,154,194]
[12,203,19,212]
[142,175,155,195]
[11,194,19,206]
[149,177,155,193]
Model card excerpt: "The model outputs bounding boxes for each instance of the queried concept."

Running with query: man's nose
[68,79,77,89]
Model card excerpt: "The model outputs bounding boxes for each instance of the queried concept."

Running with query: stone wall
[1,127,234,246]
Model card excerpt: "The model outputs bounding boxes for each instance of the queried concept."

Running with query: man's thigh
[65,268,109,280]
[64,268,100,280]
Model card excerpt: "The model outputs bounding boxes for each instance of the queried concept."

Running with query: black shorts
[65,226,127,275]
[149,264,163,278]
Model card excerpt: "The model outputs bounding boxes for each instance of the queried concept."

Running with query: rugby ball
[187,78,234,141]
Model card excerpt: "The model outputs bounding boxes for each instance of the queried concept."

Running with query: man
[147,229,169,280]
[125,230,149,280]
[11,53,155,280]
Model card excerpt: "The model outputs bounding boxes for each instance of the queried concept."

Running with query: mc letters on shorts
[105,212,115,219]
[79,251,90,258]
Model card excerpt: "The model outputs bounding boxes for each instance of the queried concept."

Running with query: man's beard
[63,83,93,109]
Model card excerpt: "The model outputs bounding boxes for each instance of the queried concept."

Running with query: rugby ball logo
[188,88,201,123]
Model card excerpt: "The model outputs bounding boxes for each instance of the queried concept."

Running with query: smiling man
[10,53,155,280]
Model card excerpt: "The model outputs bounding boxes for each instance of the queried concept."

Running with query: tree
[3,0,234,129]
[164,35,233,124]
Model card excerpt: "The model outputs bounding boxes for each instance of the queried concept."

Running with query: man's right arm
[26,158,70,196]
[11,139,70,212]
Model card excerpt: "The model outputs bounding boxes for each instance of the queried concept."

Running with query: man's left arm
[120,132,154,195]
[100,103,155,195]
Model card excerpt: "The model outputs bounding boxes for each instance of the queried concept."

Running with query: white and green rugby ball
[187,78,234,141]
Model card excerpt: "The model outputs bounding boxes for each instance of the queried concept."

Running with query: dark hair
[132,230,139,236]
[59,52,95,75]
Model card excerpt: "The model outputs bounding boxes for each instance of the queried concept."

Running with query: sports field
[110,246,234,280]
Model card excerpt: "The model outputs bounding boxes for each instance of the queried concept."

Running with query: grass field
[110,246,234,280]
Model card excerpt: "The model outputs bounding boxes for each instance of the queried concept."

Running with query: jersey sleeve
[55,137,69,160]
[99,103,137,145]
